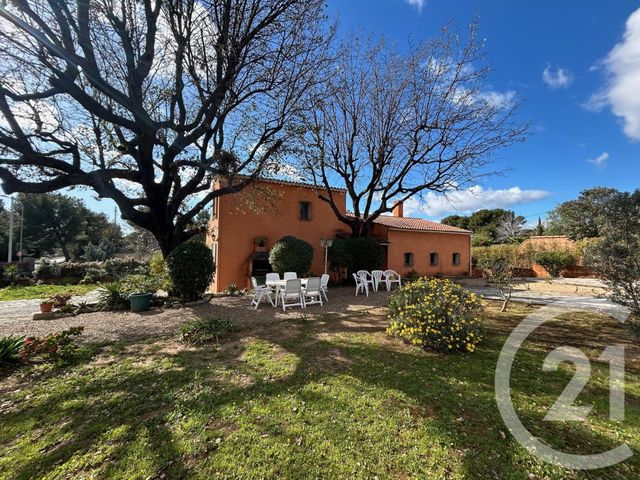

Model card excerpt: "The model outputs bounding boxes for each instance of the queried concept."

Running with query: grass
[0,283,98,301]
[0,301,638,479]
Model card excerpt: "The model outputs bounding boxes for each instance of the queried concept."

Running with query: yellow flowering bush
[387,277,483,353]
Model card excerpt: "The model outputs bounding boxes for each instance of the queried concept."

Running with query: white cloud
[588,8,640,140]
[403,185,550,218]
[479,90,517,109]
[405,0,425,12]
[587,151,609,167]
[542,65,574,89]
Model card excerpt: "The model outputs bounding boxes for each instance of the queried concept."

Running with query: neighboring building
[207,178,472,292]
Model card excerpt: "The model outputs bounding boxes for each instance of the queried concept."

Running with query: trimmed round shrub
[533,249,577,278]
[268,236,313,276]
[329,237,384,273]
[387,277,483,353]
[165,241,214,301]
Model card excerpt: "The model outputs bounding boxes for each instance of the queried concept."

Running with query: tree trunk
[53,230,71,261]
[349,219,370,238]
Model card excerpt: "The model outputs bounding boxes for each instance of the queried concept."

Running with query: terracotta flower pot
[39,302,54,313]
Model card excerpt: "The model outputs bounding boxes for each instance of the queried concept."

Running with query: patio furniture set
[353,269,402,296]
[251,272,330,311]
[251,269,403,310]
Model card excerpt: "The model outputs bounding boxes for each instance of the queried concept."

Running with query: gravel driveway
[0,286,391,343]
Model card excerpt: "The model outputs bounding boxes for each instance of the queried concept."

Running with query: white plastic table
[265,278,309,306]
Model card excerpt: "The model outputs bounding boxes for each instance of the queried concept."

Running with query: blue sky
[11,0,640,226]
[322,0,640,223]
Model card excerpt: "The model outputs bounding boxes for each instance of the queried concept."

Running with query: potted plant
[39,296,56,313]
[124,274,157,312]
[49,293,72,307]
[129,292,153,312]
[254,236,268,252]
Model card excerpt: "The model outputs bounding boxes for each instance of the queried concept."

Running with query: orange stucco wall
[207,179,472,292]
[208,180,348,292]
[384,228,471,277]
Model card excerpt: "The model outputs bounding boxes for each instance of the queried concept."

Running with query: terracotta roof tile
[371,215,472,234]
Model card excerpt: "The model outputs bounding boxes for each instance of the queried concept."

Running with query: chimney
[392,201,404,218]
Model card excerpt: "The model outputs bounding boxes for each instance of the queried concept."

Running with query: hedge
[34,258,147,284]
[268,236,314,276]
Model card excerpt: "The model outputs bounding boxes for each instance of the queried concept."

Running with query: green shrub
[82,240,117,262]
[223,282,244,296]
[180,317,233,345]
[1,264,22,286]
[35,259,147,284]
[80,266,108,284]
[387,277,483,353]
[0,336,24,363]
[533,249,577,278]
[268,236,313,276]
[97,281,130,310]
[58,262,102,281]
[329,237,384,273]
[20,327,84,362]
[121,274,161,294]
[34,260,62,281]
[165,241,214,301]
[104,257,148,278]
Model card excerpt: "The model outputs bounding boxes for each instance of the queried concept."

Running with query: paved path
[0,290,100,323]
[469,286,631,322]
[523,277,607,288]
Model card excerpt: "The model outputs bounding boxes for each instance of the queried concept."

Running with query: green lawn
[0,283,98,301]
[0,301,638,479]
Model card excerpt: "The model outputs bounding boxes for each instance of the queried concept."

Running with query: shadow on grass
[1,293,639,479]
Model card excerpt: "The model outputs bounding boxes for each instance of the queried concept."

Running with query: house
[207,178,472,292]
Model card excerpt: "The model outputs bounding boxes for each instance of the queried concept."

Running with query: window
[404,252,414,267]
[429,252,439,266]
[452,252,461,265]
[212,242,218,271]
[212,197,219,218]
[299,201,312,220]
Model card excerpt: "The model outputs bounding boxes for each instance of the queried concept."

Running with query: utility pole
[7,196,14,262]
[18,200,24,262]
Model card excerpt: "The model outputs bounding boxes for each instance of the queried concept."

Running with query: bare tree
[300,27,526,237]
[495,211,526,243]
[0,0,331,255]
[479,256,514,312]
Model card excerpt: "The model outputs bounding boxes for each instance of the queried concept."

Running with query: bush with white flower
[387,277,483,353]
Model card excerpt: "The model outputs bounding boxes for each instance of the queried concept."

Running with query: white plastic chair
[283,272,297,281]
[371,270,385,291]
[264,272,280,303]
[279,279,305,311]
[303,277,323,307]
[353,273,369,297]
[383,269,402,290]
[357,270,375,293]
[266,272,280,283]
[250,277,274,309]
[320,273,330,301]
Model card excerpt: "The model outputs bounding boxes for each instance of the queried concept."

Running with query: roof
[229,175,347,192]
[371,215,472,234]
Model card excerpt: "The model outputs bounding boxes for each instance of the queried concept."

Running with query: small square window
[452,252,461,265]
[404,252,414,266]
[299,201,312,221]
[429,252,439,266]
